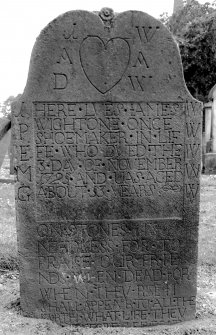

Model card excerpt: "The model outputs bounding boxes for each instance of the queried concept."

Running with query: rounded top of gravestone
[22,8,196,102]
[204,101,212,108]
[208,83,216,100]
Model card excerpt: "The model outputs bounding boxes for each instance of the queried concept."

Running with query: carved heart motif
[80,37,130,94]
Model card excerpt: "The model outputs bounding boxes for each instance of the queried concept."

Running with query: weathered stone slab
[12,8,202,327]
[0,120,11,169]
[205,153,216,174]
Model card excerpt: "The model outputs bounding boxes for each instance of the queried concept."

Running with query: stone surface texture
[12,9,202,327]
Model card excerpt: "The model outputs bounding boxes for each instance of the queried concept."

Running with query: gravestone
[12,8,202,327]
[0,120,11,169]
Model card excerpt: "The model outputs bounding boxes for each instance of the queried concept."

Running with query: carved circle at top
[99,7,114,21]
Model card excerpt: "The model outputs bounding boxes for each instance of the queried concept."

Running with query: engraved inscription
[14,101,34,204]
[63,22,78,40]
[128,75,149,91]
[184,101,201,203]
[36,220,196,326]
[132,51,149,68]
[135,26,160,43]
[33,102,185,215]
[53,73,68,90]
[57,48,73,65]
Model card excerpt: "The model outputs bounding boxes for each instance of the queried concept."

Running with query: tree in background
[0,95,17,119]
[160,0,216,101]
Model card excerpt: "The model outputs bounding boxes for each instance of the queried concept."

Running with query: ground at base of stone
[0,271,216,335]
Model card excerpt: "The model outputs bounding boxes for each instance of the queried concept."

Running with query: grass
[0,182,18,271]
[199,175,216,266]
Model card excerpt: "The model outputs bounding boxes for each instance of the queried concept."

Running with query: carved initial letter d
[53,73,68,89]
